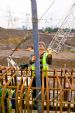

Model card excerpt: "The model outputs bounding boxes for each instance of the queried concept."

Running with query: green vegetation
[44,27,75,33]
[44,27,58,33]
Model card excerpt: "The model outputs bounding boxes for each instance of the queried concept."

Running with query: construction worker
[29,41,52,100]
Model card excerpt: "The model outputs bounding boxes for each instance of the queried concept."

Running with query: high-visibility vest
[31,52,49,77]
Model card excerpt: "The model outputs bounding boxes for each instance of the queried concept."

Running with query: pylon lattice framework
[48,4,75,53]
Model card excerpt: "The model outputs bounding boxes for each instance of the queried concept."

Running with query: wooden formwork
[0,66,75,113]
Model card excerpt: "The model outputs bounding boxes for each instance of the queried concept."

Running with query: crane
[48,4,75,53]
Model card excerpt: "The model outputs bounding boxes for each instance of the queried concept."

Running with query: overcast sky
[0,0,74,29]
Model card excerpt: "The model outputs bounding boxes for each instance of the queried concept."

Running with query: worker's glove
[47,48,52,55]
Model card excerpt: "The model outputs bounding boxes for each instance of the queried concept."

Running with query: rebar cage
[0,66,75,113]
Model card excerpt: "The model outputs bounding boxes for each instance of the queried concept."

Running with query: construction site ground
[0,49,75,68]
[0,29,74,68]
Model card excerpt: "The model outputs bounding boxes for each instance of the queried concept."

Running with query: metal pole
[30,0,42,112]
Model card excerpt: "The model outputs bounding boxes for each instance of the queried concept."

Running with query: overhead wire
[38,0,55,22]
[0,0,56,28]
[7,0,56,57]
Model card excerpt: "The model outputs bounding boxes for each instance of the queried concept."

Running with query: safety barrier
[0,66,75,113]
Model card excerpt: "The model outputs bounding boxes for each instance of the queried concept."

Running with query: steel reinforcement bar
[0,67,75,113]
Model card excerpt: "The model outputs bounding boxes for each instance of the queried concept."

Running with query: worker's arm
[46,54,52,65]
[29,55,36,65]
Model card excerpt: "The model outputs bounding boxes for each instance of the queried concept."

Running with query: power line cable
[38,0,55,21]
